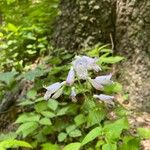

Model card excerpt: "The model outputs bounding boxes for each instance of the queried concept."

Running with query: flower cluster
[44,55,115,104]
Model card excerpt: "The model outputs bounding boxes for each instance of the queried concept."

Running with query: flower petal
[73,57,88,80]
[44,90,52,100]
[44,81,65,100]
[93,94,114,104]
[70,87,77,102]
[82,56,101,72]
[66,67,75,86]
[52,87,64,99]
[95,74,113,85]
[88,78,103,90]
[44,82,61,92]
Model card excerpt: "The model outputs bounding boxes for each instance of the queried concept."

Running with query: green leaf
[41,111,55,118]
[69,129,82,138]
[0,139,32,149]
[48,99,58,111]
[58,132,67,142]
[104,117,129,141]
[82,126,102,146]
[39,118,52,126]
[104,82,122,94]
[7,23,18,32]
[120,136,140,150]
[57,106,69,116]
[0,132,17,141]
[27,89,37,99]
[66,125,76,134]
[15,113,40,123]
[102,143,117,150]
[100,56,124,64]
[137,128,150,139]
[63,142,81,150]
[35,101,48,113]
[74,114,86,126]
[87,44,111,57]
[19,100,34,106]
[0,71,18,85]
[87,108,106,127]
[41,143,60,150]
[23,68,44,81]
[16,122,38,138]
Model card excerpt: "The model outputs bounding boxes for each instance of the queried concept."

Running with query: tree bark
[52,0,115,50]
[52,0,150,112]
[115,0,150,112]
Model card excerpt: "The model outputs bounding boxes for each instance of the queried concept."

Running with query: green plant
[14,45,140,149]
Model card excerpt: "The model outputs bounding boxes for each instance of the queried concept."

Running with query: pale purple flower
[95,74,113,85]
[70,87,77,102]
[44,81,66,100]
[88,77,104,90]
[44,90,53,100]
[52,87,64,99]
[44,82,61,91]
[93,94,115,104]
[66,67,75,86]
[73,57,88,80]
[82,56,101,72]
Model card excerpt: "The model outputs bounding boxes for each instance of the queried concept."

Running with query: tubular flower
[82,56,101,72]
[93,94,115,104]
[70,87,77,102]
[66,67,75,86]
[73,57,88,80]
[52,87,64,99]
[95,74,113,85]
[88,77,104,90]
[44,81,66,100]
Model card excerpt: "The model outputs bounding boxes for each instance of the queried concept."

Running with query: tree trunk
[52,0,115,50]
[115,0,150,112]
[52,0,150,112]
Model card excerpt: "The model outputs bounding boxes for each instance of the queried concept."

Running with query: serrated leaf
[63,142,81,150]
[57,106,69,116]
[16,122,38,138]
[58,132,67,142]
[82,126,102,146]
[41,111,55,118]
[15,113,40,123]
[74,114,86,126]
[120,136,140,150]
[87,108,106,127]
[48,99,58,111]
[104,82,122,94]
[137,128,150,139]
[35,101,48,113]
[0,139,32,149]
[39,118,52,126]
[104,117,129,141]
